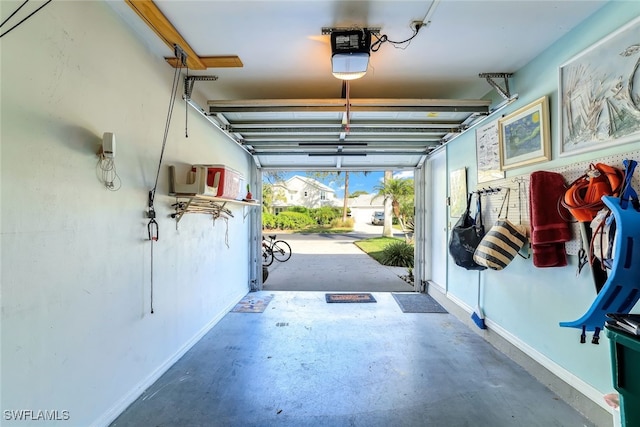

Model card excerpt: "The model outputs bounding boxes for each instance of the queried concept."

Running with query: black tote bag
[448,193,487,270]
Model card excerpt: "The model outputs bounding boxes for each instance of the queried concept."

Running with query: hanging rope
[0,0,53,39]
[0,0,29,29]
[184,67,189,138]
[147,44,186,313]
[150,232,155,313]
[149,48,185,211]
[345,80,351,134]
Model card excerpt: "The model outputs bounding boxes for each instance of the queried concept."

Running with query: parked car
[371,211,384,225]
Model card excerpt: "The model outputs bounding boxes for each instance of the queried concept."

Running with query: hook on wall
[475,186,502,196]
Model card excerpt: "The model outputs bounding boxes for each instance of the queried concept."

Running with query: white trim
[446,291,473,314]
[486,319,612,414]
[414,166,426,291]
[92,291,247,427]
[442,290,612,415]
[427,280,446,295]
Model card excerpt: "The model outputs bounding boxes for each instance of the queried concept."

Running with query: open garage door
[199,97,491,290]
[206,98,490,170]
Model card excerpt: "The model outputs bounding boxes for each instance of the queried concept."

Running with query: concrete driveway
[262,221,413,292]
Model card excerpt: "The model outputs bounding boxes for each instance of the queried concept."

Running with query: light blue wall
[445,2,640,397]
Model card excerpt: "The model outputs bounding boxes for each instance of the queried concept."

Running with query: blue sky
[265,170,414,198]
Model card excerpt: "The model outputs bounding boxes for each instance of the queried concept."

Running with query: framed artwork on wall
[559,16,640,156]
[498,96,551,170]
[476,120,505,183]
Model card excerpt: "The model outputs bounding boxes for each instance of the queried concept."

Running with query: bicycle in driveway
[262,235,292,267]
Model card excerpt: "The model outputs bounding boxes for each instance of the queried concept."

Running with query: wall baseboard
[92,289,247,427]
[427,285,614,427]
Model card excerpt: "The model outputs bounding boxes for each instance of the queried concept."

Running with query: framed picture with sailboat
[559,16,640,156]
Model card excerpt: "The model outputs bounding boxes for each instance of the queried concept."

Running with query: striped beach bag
[474,189,529,270]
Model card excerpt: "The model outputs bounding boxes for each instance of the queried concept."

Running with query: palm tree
[374,175,414,239]
[380,171,394,237]
[342,171,350,222]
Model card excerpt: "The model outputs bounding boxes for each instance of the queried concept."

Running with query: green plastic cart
[607,326,640,427]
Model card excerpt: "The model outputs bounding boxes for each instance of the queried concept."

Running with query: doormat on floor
[325,293,377,303]
[392,293,448,313]
[231,294,274,313]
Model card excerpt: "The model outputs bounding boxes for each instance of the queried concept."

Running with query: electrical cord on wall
[370,22,422,52]
[370,0,440,53]
[96,153,121,191]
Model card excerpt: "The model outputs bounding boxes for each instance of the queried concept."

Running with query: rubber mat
[325,293,377,303]
[231,294,274,313]
[392,293,448,313]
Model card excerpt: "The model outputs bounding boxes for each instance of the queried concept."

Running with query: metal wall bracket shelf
[479,73,514,100]
[184,75,219,101]
[170,194,259,226]
[321,27,381,35]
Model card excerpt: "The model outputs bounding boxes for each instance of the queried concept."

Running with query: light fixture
[330,29,371,80]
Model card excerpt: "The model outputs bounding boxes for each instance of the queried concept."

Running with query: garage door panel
[207,98,490,170]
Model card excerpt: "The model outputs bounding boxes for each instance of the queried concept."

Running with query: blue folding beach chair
[560,160,640,344]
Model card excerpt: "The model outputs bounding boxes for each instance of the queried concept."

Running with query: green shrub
[262,213,277,229]
[263,208,353,230]
[380,241,414,267]
[263,210,316,230]
[312,206,339,225]
[287,206,310,215]
[275,211,315,230]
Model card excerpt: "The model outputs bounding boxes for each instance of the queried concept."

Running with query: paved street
[262,221,414,292]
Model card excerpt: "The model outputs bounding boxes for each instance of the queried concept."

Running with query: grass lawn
[354,236,404,264]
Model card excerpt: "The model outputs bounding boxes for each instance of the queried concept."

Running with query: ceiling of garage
[108,0,607,170]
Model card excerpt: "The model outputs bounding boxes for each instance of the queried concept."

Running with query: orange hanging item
[562,163,624,222]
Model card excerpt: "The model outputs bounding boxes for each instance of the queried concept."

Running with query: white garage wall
[1,2,254,426]
[442,0,640,415]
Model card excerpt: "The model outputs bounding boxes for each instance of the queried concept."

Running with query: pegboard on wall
[475,148,640,256]
[473,179,531,239]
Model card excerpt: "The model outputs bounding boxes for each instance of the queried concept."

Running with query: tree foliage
[263,171,286,183]
[262,183,287,213]
[374,176,414,242]
[373,177,414,218]
[349,190,369,198]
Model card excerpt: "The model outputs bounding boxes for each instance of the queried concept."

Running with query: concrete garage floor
[111,291,595,427]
